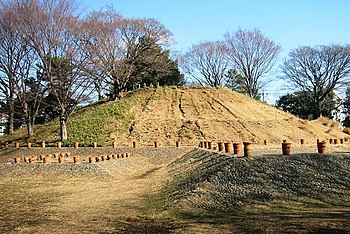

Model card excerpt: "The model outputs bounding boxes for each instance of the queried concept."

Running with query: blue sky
[82,0,350,103]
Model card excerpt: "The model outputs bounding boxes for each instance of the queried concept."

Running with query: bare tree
[0,1,26,135]
[225,28,281,98]
[18,0,94,141]
[85,7,173,100]
[282,45,350,119]
[180,41,229,87]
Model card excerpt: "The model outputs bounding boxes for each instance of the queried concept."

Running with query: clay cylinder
[125,153,129,158]
[282,142,292,155]
[224,142,233,153]
[43,156,49,164]
[176,140,181,148]
[329,139,333,144]
[93,142,97,148]
[133,141,137,148]
[113,141,117,148]
[101,155,105,161]
[208,141,213,150]
[95,156,100,162]
[41,141,45,148]
[89,156,93,163]
[300,139,304,145]
[334,139,338,144]
[74,142,79,149]
[317,141,326,154]
[27,143,32,148]
[243,142,252,157]
[154,140,160,148]
[264,140,268,145]
[15,142,20,148]
[233,143,242,155]
[73,156,79,164]
[23,156,29,163]
[58,156,64,164]
[106,155,111,160]
[14,157,20,164]
[340,138,344,144]
[57,142,62,148]
[199,141,203,148]
[203,141,208,149]
[218,142,224,152]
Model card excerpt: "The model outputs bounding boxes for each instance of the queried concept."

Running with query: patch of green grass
[64,96,139,146]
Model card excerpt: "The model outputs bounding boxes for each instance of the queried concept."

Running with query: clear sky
[81,0,350,103]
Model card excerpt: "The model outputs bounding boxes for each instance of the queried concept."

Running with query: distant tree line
[180,32,350,121]
[0,0,183,141]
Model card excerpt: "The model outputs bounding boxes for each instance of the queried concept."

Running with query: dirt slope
[114,86,348,146]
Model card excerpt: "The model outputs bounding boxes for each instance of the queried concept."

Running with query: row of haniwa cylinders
[13,152,130,164]
[199,141,253,157]
[8,140,178,149]
[282,139,328,155]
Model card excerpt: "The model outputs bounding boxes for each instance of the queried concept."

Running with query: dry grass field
[1,144,350,233]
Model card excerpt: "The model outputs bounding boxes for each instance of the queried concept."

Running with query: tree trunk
[60,115,67,141]
[24,103,33,136]
[27,120,33,136]
[8,98,14,135]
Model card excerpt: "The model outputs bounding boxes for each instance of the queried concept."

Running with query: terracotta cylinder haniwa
[154,140,160,148]
[203,141,208,149]
[74,142,79,149]
[95,156,100,162]
[224,142,233,153]
[176,140,181,148]
[340,138,344,144]
[125,152,129,158]
[15,142,20,148]
[41,141,45,148]
[334,139,338,144]
[57,142,62,148]
[329,139,333,144]
[27,143,32,148]
[24,156,29,163]
[243,142,252,157]
[106,155,111,160]
[58,156,64,164]
[199,141,204,148]
[89,156,93,163]
[113,141,117,148]
[300,139,305,145]
[264,140,268,145]
[317,141,326,154]
[73,156,80,164]
[218,142,224,152]
[233,143,242,155]
[101,155,105,161]
[282,142,292,155]
[43,156,49,164]
[93,142,97,148]
[14,157,20,164]
[133,141,137,148]
[208,141,213,150]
